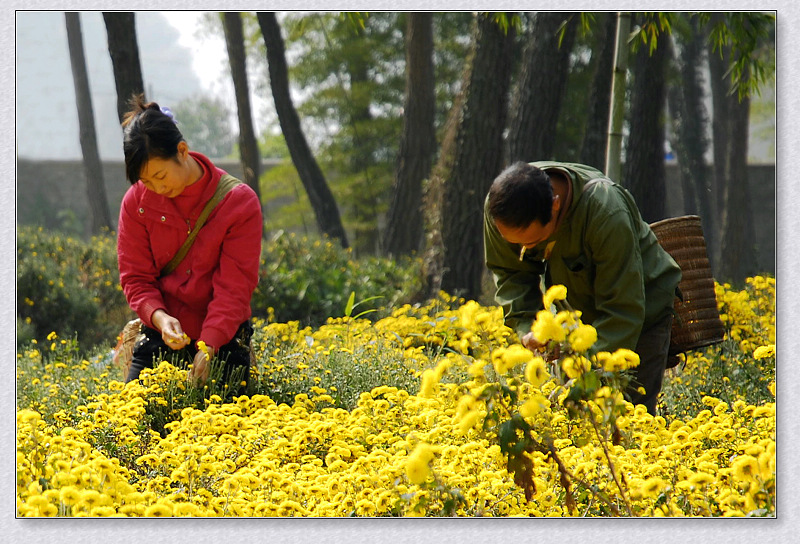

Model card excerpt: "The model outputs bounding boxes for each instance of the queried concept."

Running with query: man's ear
[551,194,561,217]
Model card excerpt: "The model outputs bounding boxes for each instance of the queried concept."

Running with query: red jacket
[117,152,262,349]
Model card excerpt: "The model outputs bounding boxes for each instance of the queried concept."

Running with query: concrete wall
[16,158,277,236]
[664,163,776,276]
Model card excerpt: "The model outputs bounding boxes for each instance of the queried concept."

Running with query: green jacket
[483,161,682,352]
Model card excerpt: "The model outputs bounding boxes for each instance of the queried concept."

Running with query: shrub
[251,231,423,326]
[17,226,424,352]
[16,226,130,349]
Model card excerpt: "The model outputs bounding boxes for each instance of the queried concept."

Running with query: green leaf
[344,291,356,317]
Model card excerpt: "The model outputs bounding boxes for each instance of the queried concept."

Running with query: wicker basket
[649,215,726,356]
[112,318,143,378]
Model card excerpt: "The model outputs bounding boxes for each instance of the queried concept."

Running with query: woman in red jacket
[117,95,262,394]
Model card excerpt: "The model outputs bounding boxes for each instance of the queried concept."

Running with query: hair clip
[160,106,178,124]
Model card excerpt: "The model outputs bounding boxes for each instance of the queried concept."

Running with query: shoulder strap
[160,174,242,278]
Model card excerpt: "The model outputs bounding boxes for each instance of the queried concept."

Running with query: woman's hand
[152,309,189,350]
[188,343,215,384]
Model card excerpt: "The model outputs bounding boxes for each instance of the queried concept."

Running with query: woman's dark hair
[487,162,554,228]
[121,94,185,184]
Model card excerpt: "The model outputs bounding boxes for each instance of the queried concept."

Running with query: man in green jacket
[484,161,682,414]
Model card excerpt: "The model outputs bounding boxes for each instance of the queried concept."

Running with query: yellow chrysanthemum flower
[197,340,211,360]
[568,324,597,353]
[753,344,775,360]
[543,284,568,309]
[562,356,590,379]
[640,476,667,498]
[520,394,549,418]
[494,344,532,375]
[406,443,435,485]
[524,356,549,388]
[532,310,566,344]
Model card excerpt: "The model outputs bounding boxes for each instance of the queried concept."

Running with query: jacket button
[138,208,144,214]
[186,269,191,275]
[161,216,166,222]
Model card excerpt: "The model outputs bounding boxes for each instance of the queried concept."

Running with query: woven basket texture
[649,215,726,355]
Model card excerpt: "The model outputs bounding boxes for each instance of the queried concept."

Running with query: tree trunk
[623,18,670,223]
[605,12,631,181]
[718,88,756,283]
[667,15,715,252]
[707,14,730,271]
[222,12,262,202]
[433,13,516,300]
[708,19,757,283]
[102,12,145,124]
[256,12,349,248]
[346,49,380,256]
[506,12,577,163]
[66,12,113,235]
[382,12,435,257]
[579,12,616,171]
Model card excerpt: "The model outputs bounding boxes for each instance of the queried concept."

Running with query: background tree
[382,12,436,257]
[65,12,113,235]
[102,12,145,124]
[506,12,577,163]
[257,11,349,248]
[431,13,517,300]
[281,13,405,254]
[171,94,235,159]
[623,14,672,223]
[222,12,262,202]
[605,12,632,181]
[578,12,616,170]
[267,13,471,251]
[667,14,715,254]
[705,13,773,282]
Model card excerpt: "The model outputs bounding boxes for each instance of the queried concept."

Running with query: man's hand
[152,309,189,350]
[188,342,215,384]
[521,332,560,361]
[520,332,545,352]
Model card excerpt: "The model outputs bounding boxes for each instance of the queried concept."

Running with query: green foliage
[554,15,603,161]
[16,226,130,349]
[660,339,774,420]
[626,12,775,100]
[251,231,423,327]
[15,333,116,420]
[702,12,775,100]
[254,12,472,254]
[172,93,236,158]
[251,322,420,411]
[17,225,423,355]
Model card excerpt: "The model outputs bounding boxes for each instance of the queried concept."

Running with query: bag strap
[160,174,242,277]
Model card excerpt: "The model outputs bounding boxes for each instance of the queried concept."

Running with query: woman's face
[139,141,196,198]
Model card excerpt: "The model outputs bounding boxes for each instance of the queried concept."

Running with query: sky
[16,11,209,160]
[14,11,270,160]
[160,11,230,97]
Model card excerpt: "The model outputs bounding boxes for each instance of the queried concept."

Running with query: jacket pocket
[562,253,589,273]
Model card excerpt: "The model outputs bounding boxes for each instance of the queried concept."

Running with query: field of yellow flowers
[16,277,775,518]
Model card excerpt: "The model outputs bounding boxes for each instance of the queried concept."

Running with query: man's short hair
[488,162,553,228]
